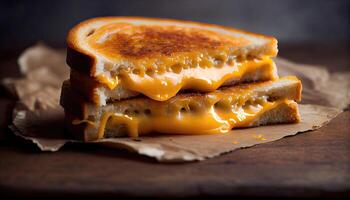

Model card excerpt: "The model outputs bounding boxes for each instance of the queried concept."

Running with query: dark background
[1,0,350,54]
[0,1,349,198]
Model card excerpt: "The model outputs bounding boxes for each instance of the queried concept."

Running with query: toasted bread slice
[67,17,278,75]
[60,76,301,141]
[67,17,278,102]
[70,57,278,105]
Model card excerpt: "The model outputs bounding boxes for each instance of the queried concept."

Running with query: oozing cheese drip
[75,98,290,139]
[96,57,276,101]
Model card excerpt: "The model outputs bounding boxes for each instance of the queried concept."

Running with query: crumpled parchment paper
[2,44,350,162]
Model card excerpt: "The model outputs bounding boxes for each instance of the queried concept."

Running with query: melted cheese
[96,57,276,101]
[77,98,290,139]
[253,134,267,141]
[88,23,275,101]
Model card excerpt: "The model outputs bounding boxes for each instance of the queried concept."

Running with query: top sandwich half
[67,17,278,105]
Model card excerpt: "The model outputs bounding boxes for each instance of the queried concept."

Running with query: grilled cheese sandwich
[67,17,278,105]
[61,17,301,141]
[61,76,301,140]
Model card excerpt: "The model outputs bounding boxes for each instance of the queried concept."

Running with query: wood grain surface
[0,43,349,198]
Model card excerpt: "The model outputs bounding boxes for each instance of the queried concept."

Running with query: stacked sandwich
[60,17,302,141]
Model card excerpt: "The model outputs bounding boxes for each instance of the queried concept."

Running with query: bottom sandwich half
[60,76,302,141]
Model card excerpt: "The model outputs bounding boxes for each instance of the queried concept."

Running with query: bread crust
[60,80,89,119]
[64,111,89,141]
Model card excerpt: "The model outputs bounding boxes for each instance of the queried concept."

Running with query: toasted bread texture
[60,76,301,141]
[67,17,278,78]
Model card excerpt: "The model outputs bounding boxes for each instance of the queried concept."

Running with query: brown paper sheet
[2,44,350,162]
[9,104,340,162]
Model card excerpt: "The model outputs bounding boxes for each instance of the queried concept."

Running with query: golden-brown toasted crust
[66,46,93,75]
[69,70,100,102]
[64,111,89,141]
[87,24,249,59]
[67,16,278,75]
[60,80,89,119]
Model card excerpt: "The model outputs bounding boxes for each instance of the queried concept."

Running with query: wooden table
[0,43,349,198]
